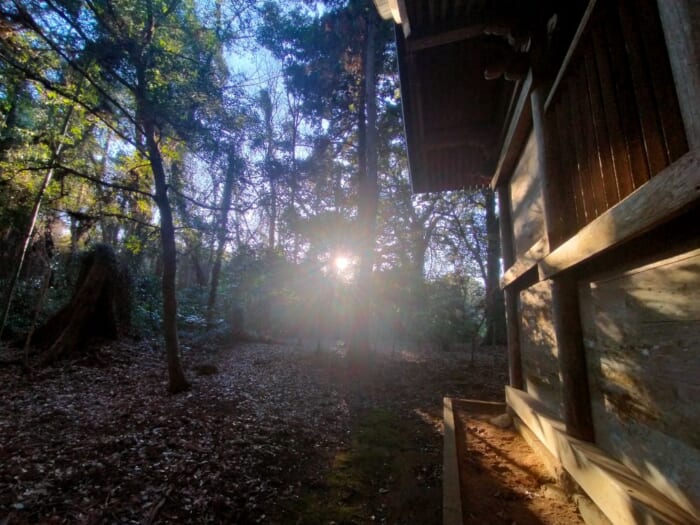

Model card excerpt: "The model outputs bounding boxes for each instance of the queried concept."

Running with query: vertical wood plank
[603,7,651,190]
[591,26,636,201]
[498,186,523,390]
[567,73,593,223]
[551,275,595,442]
[552,97,582,238]
[635,0,689,162]
[617,0,669,176]
[540,107,566,249]
[572,64,602,219]
[532,87,595,442]
[545,100,580,242]
[657,0,700,150]
[505,287,523,390]
[578,58,609,216]
[584,43,620,208]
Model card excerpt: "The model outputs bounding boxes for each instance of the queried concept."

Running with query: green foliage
[177,285,209,329]
[131,274,162,337]
[294,408,412,524]
[0,0,500,355]
[423,275,484,350]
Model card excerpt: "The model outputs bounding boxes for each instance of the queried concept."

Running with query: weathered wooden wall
[548,0,688,241]
[579,247,700,516]
[499,0,699,520]
[518,281,564,418]
[509,133,545,261]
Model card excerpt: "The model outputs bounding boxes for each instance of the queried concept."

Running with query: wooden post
[497,186,523,390]
[657,0,700,149]
[531,86,595,442]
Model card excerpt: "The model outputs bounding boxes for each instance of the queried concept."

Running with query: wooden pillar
[497,185,523,390]
[657,0,700,149]
[531,87,595,442]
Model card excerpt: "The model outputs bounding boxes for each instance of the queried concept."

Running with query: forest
[0,0,504,387]
[0,0,509,522]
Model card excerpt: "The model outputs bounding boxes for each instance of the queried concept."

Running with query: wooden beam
[497,186,523,390]
[532,86,594,442]
[397,0,410,38]
[500,236,547,289]
[442,398,463,525]
[550,275,594,441]
[490,71,533,189]
[373,0,409,36]
[539,148,700,280]
[657,0,700,150]
[506,387,700,525]
[406,25,485,53]
[544,0,598,111]
[504,288,523,390]
[373,0,394,21]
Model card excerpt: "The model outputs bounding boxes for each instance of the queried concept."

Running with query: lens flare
[334,256,351,272]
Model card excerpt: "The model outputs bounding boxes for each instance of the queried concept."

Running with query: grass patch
[295,408,410,524]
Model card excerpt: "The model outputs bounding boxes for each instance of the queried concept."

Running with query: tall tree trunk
[260,89,277,253]
[483,189,506,344]
[0,93,77,341]
[144,119,189,394]
[288,100,300,263]
[269,178,277,251]
[207,150,237,326]
[0,79,24,160]
[350,7,379,360]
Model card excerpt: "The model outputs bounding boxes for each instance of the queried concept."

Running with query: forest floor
[0,338,582,524]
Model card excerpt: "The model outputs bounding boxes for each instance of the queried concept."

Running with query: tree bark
[0,91,78,341]
[484,189,506,344]
[35,244,129,365]
[350,7,379,361]
[144,119,189,394]
[207,150,237,326]
[288,96,301,263]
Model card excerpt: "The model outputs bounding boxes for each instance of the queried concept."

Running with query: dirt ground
[452,399,583,525]
[0,339,582,524]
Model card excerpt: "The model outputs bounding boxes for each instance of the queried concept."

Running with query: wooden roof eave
[490,0,599,190]
[395,24,423,194]
[373,0,410,37]
[490,71,534,190]
[376,0,537,193]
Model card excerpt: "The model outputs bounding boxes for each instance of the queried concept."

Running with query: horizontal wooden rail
[506,387,699,524]
[500,237,547,289]
[539,148,700,280]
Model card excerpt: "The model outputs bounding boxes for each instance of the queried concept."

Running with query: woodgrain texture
[519,281,563,418]
[498,186,524,390]
[533,85,595,441]
[657,0,700,150]
[509,133,545,262]
[491,72,533,190]
[500,237,546,289]
[539,148,700,280]
[544,0,688,242]
[442,397,463,525]
[507,387,699,525]
[579,248,700,517]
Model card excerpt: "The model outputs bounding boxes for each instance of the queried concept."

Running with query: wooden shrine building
[375,0,700,523]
